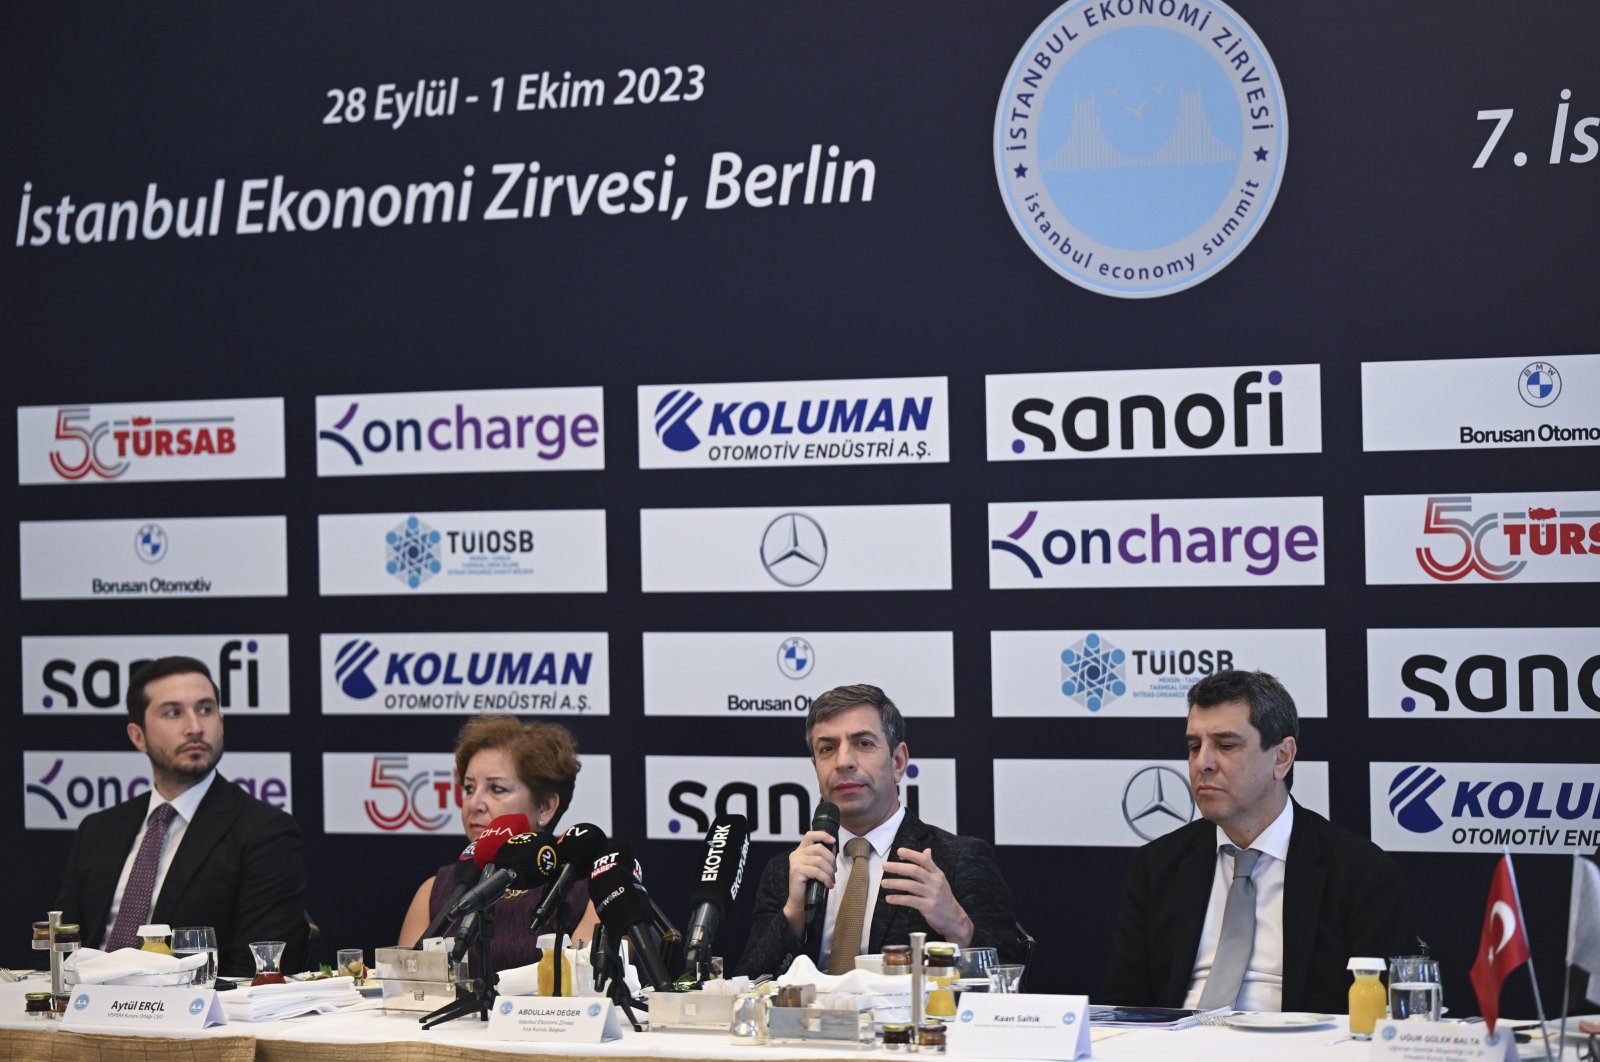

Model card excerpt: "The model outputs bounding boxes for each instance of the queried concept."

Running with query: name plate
[1370,1020,1518,1061]
[946,993,1090,1060]
[487,996,622,1043]
[62,985,226,1030]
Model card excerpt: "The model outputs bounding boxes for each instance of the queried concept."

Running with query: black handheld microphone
[412,853,480,947]
[590,845,675,991]
[682,814,750,978]
[803,801,841,920]
[447,824,549,920]
[527,822,608,934]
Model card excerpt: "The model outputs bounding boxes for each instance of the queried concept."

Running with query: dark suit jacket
[1101,800,1416,1014]
[53,774,308,977]
[734,808,1023,977]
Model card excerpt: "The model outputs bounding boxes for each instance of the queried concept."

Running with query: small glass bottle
[924,943,959,1019]
[881,1022,913,1051]
[918,1021,948,1053]
[53,923,81,945]
[1347,956,1387,1039]
[882,944,912,975]
[24,992,54,1020]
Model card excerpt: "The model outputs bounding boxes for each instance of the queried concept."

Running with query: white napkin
[63,947,210,986]
[777,955,912,1022]
[218,975,364,1022]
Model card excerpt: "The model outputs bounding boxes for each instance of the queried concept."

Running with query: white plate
[1224,1011,1337,1030]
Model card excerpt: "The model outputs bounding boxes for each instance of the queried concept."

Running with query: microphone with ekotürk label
[590,844,675,991]
[682,813,750,980]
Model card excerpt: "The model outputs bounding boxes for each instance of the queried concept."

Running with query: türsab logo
[1364,492,1600,585]
[17,398,285,484]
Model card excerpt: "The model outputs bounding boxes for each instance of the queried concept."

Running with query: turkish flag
[1469,855,1531,1035]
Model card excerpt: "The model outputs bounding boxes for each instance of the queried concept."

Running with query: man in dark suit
[53,657,307,977]
[1102,670,1415,1014]
[735,684,1021,977]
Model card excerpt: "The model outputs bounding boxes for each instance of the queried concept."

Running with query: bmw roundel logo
[134,523,168,564]
[74,993,90,1010]
[777,636,816,680]
[499,1000,514,1015]
[190,997,207,1014]
[1519,361,1561,407]
[960,1010,975,1023]
[588,1002,602,1017]
[1381,1025,1397,1041]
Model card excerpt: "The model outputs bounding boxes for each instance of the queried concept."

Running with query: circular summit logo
[995,0,1287,297]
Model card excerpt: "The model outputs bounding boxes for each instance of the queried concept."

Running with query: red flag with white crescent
[1468,854,1531,1035]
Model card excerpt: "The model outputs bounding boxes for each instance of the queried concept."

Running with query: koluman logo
[990,497,1323,588]
[638,377,948,469]
[990,365,1320,460]
[1376,762,1600,852]
[1520,362,1561,408]
[760,513,828,586]
[1388,765,1448,833]
[386,516,443,589]
[1061,633,1127,710]
[1121,764,1195,841]
[325,632,606,714]
[778,637,815,680]
[995,0,1286,297]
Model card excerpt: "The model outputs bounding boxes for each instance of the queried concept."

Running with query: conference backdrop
[6,1,1597,1014]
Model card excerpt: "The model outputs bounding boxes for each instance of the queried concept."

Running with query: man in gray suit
[735,683,1021,977]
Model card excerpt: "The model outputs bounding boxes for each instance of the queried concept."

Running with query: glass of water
[171,927,218,988]
[1387,955,1442,1021]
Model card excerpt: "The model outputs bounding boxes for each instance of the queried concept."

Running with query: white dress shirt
[103,770,218,943]
[1183,798,1294,1012]
[818,805,907,970]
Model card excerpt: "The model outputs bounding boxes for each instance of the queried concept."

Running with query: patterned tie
[1198,845,1262,1010]
[106,802,177,951]
[827,838,874,974]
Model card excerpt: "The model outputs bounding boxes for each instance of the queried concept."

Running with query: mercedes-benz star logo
[760,513,828,587]
[1121,765,1196,842]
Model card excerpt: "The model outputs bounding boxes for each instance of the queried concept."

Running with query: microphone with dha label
[590,845,675,991]
[527,822,609,935]
[445,813,534,920]
[682,814,750,979]
[803,801,841,930]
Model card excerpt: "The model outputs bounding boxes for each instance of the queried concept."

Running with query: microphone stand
[420,901,498,1029]
[591,927,647,1032]
[528,870,581,999]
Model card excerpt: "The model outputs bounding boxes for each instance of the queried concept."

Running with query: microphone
[682,814,750,978]
[527,822,609,935]
[803,801,841,920]
[412,852,480,947]
[590,844,675,991]
[445,813,533,920]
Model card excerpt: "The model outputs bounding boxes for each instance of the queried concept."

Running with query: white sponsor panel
[990,629,1326,718]
[23,634,290,715]
[18,397,285,485]
[320,632,609,715]
[989,497,1324,589]
[645,755,956,841]
[640,504,951,593]
[321,752,612,836]
[637,376,949,469]
[1367,628,1600,719]
[318,510,607,595]
[19,516,288,600]
[1364,492,1600,585]
[641,631,953,717]
[993,759,1329,847]
[987,364,1321,461]
[24,751,292,830]
[316,386,604,476]
[1372,761,1600,854]
[1362,353,1600,452]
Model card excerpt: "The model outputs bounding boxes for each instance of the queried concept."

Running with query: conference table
[0,980,1584,1061]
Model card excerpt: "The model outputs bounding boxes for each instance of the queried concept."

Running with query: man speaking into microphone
[735,684,1022,977]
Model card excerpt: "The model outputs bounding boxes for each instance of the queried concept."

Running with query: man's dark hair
[1187,669,1298,791]
[804,683,906,755]
[126,656,217,727]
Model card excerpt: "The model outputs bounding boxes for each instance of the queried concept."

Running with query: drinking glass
[988,964,1025,994]
[1388,955,1443,1021]
[171,927,217,987]
[336,948,365,985]
[958,947,999,980]
[249,940,287,987]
